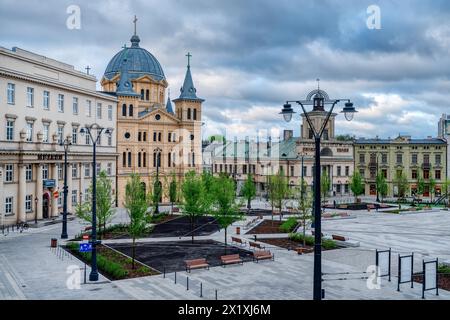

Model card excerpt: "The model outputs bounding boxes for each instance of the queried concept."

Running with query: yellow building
[101,25,204,206]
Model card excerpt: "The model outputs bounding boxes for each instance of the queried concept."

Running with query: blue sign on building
[43,179,56,188]
[79,243,92,252]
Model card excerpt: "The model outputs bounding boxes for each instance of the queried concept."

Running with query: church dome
[103,34,166,82]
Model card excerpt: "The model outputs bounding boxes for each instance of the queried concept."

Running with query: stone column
[66,163,73,213]
[36,164,43,220]
[18,164,27,223]
[51,163,59,217]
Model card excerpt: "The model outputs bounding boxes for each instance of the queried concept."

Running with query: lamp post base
[89,272,99,282]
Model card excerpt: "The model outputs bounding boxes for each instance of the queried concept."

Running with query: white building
[438,113,450,179]
[0,47,118,226]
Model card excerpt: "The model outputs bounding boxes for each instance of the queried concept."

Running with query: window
[122,104,127,116]
[85,164,91,177]
[58,126,64,144]
[96,163,101,176]
[382,169,387,179]
[42,165,49,180]
[168,132,172,142]
[26,122,33,142]
[187,108,191,120]
[58,94,64,112]
[43,91,50,110]
[359,169,365,177]
[412,170,417,180]
[146,90,149,101]
[345,166,350,176]
[424,170,430,180]
[138,152,142,167]
[27,87,34,107]
[5,197,13,215]
[143,153,146,168]
[436,154,441,165]
[72,97,79,114]
[58,164,63,180]
[290,166,294,177]
[86,100,92,117]
[337,166,342,176]
[43,124,49,143]
[84,188,89,201]
[26,164,32,181]
[108,105,113,121]
[5,164,13,182]
[107,163,112,175]
[158,132,161,142]
[96,103,102,119]
[424,154,430,164]
[85,133,91,145]
[243,165,247,174]
[72,165,78,178]
[411,154,418,164]
[359,153,365,163]
[193,109,197,120]
[153,132,157,142]
[122,152,126,167]
[6,120,14,141]
[129,105,133,117]
[303,166,307,177]
[143,132,147,142]
[72,127,78,144]
[25,195,32,212]
[7,83,15,104]
[72,190,77,205]
[435,170,441,180]
[138,132,142,142]
[128,152,132,167]
[140,89,145,100]
[396,154,403,164]
[381,153,388,164]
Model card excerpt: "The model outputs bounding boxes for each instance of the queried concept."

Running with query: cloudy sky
[1,0,449,141]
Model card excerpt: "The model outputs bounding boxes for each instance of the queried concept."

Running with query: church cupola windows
[122,104,127,116]
[146,89,150,101]
[187,108,191,120]
[129,104,133,117]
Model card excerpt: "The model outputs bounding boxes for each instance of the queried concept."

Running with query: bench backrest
[254,250,271,257]
[232,237,242,243]
[249,241,261,248]
[221,254,240,260]
[332,235,346,241]
[185,258,207,266]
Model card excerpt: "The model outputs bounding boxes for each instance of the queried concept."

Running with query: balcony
[422,163,431,170]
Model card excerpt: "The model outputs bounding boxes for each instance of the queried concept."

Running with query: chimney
[283,130,293,141]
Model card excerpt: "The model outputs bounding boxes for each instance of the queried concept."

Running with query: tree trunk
[191,216,194,244]
[247,198,251,214]
[302,218,306,247]
[224,227,227,255]
[132,237,136,270]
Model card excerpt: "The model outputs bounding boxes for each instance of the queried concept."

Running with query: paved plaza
[1,205,449,300]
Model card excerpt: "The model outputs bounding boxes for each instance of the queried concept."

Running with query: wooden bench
[253,250,274,262]
[339,204,348,209]
[249,241,265,250]
[221,254,243,266]
[332,234,346,241]
[294,247,313,255]
[185,258,210,273]
[231,236,246,246]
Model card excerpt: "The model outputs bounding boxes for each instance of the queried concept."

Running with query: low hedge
[280,217,299,233]
[289,233,338,249]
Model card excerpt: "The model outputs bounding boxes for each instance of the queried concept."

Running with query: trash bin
[51,238,57,248]
[236,227,240,235]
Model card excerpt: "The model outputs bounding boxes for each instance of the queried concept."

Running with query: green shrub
[280,218,299,233]
[289,233,338,249]
[322,239,338,250]
[439,264,450,274]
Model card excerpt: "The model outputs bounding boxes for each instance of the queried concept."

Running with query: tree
[429,177,436,203]
[210,175,243,253]
[350,172,364,202]
[152,172,162,213]
[296,180,312,247]
[417,173,425,198]
[74,170,115,238]
[320,173,330,205]
[181,171,209,243]
[376,172,388,202]
[266,175,277,220]
[272,170,290,221]
[393,171,409,199]
[96,171,115,237]
[124,174,149,269]
[169,172,177,213]
[241,173,256,214]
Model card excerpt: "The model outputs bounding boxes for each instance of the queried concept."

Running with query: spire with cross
[316,78,320,90]
[85,65,91,75]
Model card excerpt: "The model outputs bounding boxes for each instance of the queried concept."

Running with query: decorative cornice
[5,113,18,120]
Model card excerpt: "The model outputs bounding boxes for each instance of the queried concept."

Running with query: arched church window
[129,104,133,117]
[187,108,191,120]
[146,90,150,101]
[140,89,145,100]
[193,109,197,120]
[122,104,127,116]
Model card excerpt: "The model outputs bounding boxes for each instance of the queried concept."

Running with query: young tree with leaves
[429,177,436,203]
[376,172,388,202]
[393,171,409,199]
[181,171,209,243]
[417,173,425,199]
[320,173,331,206]
[210,175,243,253]
[241,173,256,214]
[152,172,162,214]
[169,172,177,213]
[350,172,364,203]
[296,180,312,247]
[124,174,149,269]
[272,170,290,221]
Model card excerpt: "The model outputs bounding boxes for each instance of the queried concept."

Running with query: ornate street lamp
[79,124,112,282]
[60,135,72,239]
[280,86,357,300]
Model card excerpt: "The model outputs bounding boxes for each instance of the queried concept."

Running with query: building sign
[37,154,63,161]
[337,148,349,153]
[43,179,56,188]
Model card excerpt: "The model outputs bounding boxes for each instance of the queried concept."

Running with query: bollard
[187,277,189,291]
[200,283,203,297]
[215,289,218,300]
[84,263,87,284]
[163,267,166,278]
[175,271,177,284]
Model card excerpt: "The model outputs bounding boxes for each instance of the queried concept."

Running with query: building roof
[355,137,447,145]
[174,57,204,102]
[166,91,174,114]
[103,34,166,82]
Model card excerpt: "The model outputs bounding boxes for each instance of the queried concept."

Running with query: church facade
[101,27,204,206]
